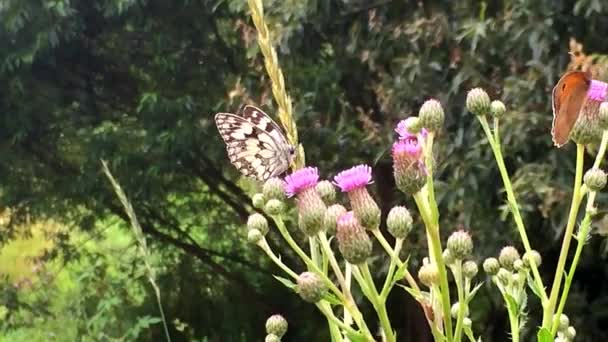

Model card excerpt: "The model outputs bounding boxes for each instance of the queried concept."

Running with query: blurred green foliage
[1,0,608,340]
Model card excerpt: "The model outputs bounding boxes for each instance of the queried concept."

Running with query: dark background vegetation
[1,0,608,341]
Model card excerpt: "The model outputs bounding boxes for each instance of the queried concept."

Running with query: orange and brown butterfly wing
[551,71,591,147]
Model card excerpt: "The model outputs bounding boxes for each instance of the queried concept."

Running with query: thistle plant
[235,1,608,341]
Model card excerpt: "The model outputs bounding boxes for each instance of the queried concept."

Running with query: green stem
[425,132,440,220]
[477,116,547,304]
[452,261,466,342]
[551,204,594,335]
[271,216,372,338]
[507,305,520,342]
[317,301,359,339]
[544,144,585,329]
[257,238,299,279]
[371,230,421,298]
[413,192,453,341]
[310,236,322,268]
[380,238,403,299]
[359,263,396,342]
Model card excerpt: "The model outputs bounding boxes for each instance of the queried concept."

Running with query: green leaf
[504,293,519,315]
[396,283,424,302]
[527,275,544,300]
[321,292,342,306]
[537,327,552,342]
[466,283,483,304]
[273,275,297,290]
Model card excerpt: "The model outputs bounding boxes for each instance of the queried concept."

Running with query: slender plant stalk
[257,238,299,279]
[544,144,585,328]
[413,192,453,341]
[414,132,454,342]
[271,216,372,337]
[246,0,304,168]
[259,236,344,340]
[477,116,547,304]
[551,131,608,334]
[101,161,171,342]
[358,263,396,342]
[371,229,421,297]
[452,262,466,342]
[317,301,360,339]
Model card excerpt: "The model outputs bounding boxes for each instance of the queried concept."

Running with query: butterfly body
[551,71,591,147]
[215,105,295,181]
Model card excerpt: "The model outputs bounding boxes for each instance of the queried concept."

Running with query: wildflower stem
[551,131,608,334]
[310,236,322,268]
[413,192,453,341]
[257,238,299,279]
[370,230,421,298]
[358,263,396,342]
[425,132,440,220]
[316,301,361,339]
[544,143,585,329]
[271,216,372,338]
[477,116,547,303]
[452,261,466,342]
[551,204,593,336]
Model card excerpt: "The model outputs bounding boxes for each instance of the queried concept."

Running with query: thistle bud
[463,317,472,329]
[496,268,512,285]
[265,199,286,216]
[263,177,286,201]
[558,314,570,331]
[405,117,424,134]
[466,88,491,116]
[490,100,506,118]
[463,261,478,278]
[247,229,263,244]
[392,139,426,195]
[443,249,455,265]
[600,102,608,129]
[570,112,602,146]
[523,250,542,268]
[386,206,413,239]
[324,204,347,236]
[297,272,327,303]
[265,314,288,338]
[483,257,500,275]
[499,246,520,271]
[265,334,280,342]
[252,193,265,209]
[513,259,524,272]
[247,213,269,235]
[447,230,473,260]
[315,180,336,203]
[584,168,607,191]
[418,263,439,287]
[336,212,372,264]
[565,326,576,340]
[419,99,444,131]
[334,165,380,229]
[451,302,468,318]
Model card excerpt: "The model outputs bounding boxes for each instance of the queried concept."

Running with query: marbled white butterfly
[215,105,295,181]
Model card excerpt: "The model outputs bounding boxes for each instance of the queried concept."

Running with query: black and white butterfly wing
[215,111,292,181]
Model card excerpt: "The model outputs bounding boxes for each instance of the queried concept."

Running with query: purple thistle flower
[396,117,428,140]
[333,165,373,192]
[588,80,608,101]
[284,166,327,236]
[284,167,320,198]
[392,137,422,160]
[333,165,380,229]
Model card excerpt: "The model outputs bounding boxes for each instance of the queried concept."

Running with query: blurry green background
[1,0,608,341]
